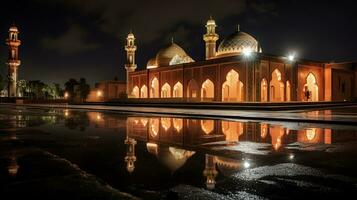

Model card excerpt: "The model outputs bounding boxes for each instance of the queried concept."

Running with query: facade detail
[6,25,21,97]
[126,17,357,102]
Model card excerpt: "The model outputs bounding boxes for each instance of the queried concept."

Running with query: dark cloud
[41,24,100,54]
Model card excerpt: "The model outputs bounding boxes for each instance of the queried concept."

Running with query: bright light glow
[242,47,252,57]
[243,161,250,168]
[289,154,295,160]
[64,110,69,117]
[97,90,102,97]
[288,54,295,61]
[64,92,69,99]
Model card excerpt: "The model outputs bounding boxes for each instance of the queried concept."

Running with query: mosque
[124,17,357,102]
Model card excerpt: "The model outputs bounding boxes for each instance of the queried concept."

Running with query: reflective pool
[1,105,357,199]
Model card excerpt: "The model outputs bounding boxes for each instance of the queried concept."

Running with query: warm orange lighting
[64,92,69,99]
[97,90,103,97]
[64,110,69,117]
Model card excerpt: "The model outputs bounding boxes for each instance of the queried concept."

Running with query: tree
[64,78,78,101]
[78,78,90,102]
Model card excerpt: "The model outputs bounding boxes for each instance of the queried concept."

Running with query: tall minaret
[124,31,137,95]
[203,16,219,60]
[6,25,21,97]
[124,135,137,173]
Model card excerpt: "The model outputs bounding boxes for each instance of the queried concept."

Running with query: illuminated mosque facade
[124,17,357,102]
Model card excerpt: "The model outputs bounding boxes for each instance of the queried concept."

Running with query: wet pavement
[0,104,357,199]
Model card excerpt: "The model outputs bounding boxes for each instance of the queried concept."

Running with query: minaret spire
[6,24,21,97]
[203,16,219,60]
[124,31,137,96]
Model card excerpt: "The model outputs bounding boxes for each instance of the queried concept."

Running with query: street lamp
[97,90,102,97]
[242,47,252,58]
[64,92,69,99]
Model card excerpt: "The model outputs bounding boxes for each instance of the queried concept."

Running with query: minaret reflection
[203,154,218,190]
[8,154,19,177]
[124,135,137,173]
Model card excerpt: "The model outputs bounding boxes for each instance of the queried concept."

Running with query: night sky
[0,0,356,86]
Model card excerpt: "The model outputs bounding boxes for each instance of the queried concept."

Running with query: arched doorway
[173,82,183,98]
[304,73,318,101]
[270,69,284,102]
[150,77,159,98]
[260,78,268,102]
[149,118,160,138]
[201,79,214,100]
[187,79,199,98]
[161,83,171,98]
[132,86,139,98]
[286,81,291,101]
[161,118,171,131]
[140,85,148,98]
[222,70,244,102]
[173,118,183,132]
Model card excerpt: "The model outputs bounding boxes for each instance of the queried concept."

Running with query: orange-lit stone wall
[297,64,324,101]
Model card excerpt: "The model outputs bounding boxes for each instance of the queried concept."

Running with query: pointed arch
[221,121,243,143]
[201,120,214,134]
[260,78,268,102]
[132,86,139,98]
[140,85,148,98]
[149,118,160,138]
[187,79,199,99]
[161,118,171,131]
[161,83,171,98]
[304,73,319,101]
[173,82,183,98]
[201,79,214,100]
[222,69,244,102]
[150,77,159,98]
[286,81,291,101]
[270,69,284,102]
[173,118,183,132]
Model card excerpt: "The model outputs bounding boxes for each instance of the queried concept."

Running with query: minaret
[6,25,21,97]
[124,31,137,95]
[203,154,218,190]
[203,16,219,60]
[124,135,137,173]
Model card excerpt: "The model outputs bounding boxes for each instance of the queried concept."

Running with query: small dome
[217,28,260,57]
[206,19,216,26]
[9,26,18,32]
[155,42,194,67]
[147,57,157,69]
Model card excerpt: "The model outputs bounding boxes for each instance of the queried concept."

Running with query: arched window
[140,85,148,98]
[161,83,171,98]
[149,118,160,138]
[261,78,268,102]
[201,120,214,134]
[187,79,199,98]
[161,118,171,131]
[201,79,214,100]
[270,69,284,102]
[132,86,139,98]
[173,82,183,98]
[173,118,183,132]
[304,73,319,101]
[222,70,244,102]
[150,77,159,98]
[286,81,291,101]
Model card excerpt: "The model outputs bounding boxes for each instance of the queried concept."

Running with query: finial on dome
[237,24,240,32]
[209,14,213,20]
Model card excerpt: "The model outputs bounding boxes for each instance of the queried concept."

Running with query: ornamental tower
[203,154,218,190]
[124,135,137,173]
[6,25,21,97]
[203,16,219,60]
[124,31,137,95]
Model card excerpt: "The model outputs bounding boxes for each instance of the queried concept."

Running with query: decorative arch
[304,73,319,102]
[286,81,291,101]
[149,118,160,138]
[161,83,171,98]
[201,120,214,134]
[201,79,214,100]
[187,79,199,98]
[140,85,148,98]
[221,121,243,143]
[270,69,285,102]
[260,78,268,102]
[173,118,183,132]
[132,86,139,98]
[161,118,171,131]
[173,82,183,98]
[222,70,244,102]
[150,77,159,98]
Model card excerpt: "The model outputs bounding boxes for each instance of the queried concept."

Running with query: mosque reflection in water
[118,115,333,189]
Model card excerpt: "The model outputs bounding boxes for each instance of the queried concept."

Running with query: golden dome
[217,27,260,57]
[154,42,194,68]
